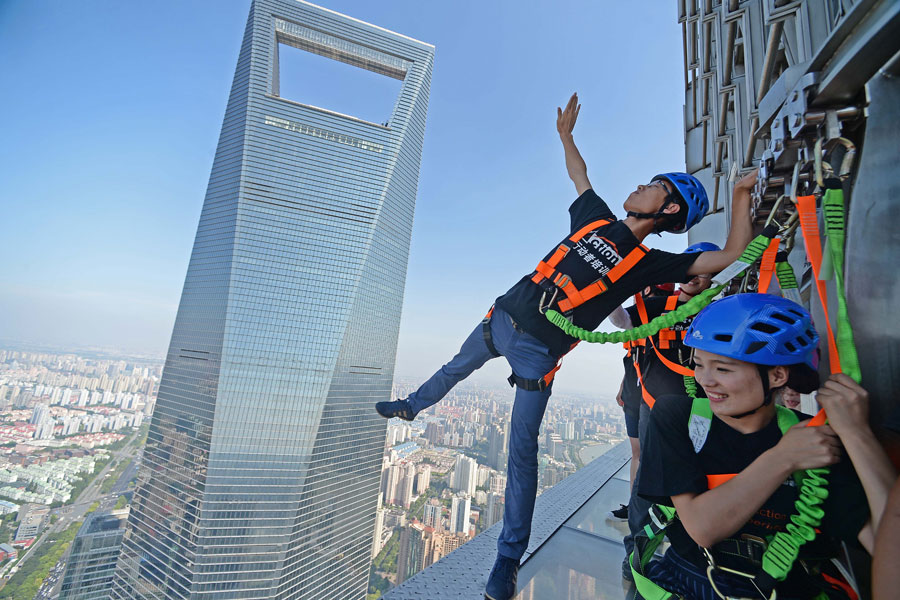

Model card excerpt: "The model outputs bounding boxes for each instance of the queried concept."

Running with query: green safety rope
[774,253,798,290]
[544,227,779,344]
[822,185,862,383]
[774,251,803,305]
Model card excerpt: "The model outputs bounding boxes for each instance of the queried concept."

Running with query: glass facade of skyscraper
[60,510,129,600]
[110,1,433,599]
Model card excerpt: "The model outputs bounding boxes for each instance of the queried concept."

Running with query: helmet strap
[627,197,676,235]
[731,365,774,419]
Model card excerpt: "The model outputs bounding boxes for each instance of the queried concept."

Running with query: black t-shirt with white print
[638,394,869,593]
[495,189,701,358]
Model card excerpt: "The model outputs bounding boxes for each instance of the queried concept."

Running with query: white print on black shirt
[576,232,623,276]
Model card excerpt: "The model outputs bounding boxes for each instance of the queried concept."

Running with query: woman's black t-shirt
[638,394,869,592]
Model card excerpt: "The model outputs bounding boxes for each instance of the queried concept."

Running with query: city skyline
[109,2,432,598]
[1,0,687,397]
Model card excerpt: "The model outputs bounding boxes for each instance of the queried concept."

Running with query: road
[0,429,144,585]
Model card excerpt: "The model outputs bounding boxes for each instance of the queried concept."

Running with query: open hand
[775,420,842,471]
[815,374,870,440]
[557,93,581,138]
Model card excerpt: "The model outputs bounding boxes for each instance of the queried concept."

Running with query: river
[578,441,615,465]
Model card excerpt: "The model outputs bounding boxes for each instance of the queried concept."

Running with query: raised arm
[557,93,592,195]
[687,170,757,276]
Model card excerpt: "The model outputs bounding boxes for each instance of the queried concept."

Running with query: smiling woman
[632,294,897,599]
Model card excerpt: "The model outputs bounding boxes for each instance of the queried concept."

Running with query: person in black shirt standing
[637,294,896,599]
[375,93,757,600]
[608,282,675,522]
[609,241,719,577]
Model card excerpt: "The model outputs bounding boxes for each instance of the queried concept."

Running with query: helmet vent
[770,313,797,325]
[745,341,767,354]
[795,337,809,347]
[714,334,733,342]
[784,341,797,352]
[750,322,780,334]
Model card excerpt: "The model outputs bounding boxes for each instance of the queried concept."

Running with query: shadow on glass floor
[514,462,638,600]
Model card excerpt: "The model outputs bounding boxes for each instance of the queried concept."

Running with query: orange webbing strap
[796,194,841,374]
[635,293,649,325]
[648,339,694,377]
[531,219,613,285]
[707,473,737,489]
[569,218,613,243]
[757,237,781,294]
[656,295,681,348]
[556,244,650,313]
[633,358,656,410]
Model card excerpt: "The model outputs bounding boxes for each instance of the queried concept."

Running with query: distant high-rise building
[397,463,416,508]
[424,422,442,446]
[423,499,441,529]
[59,509,128,600]
[396,522,428,584]
[30,404,49,425]
[485,492,504,528]
[415,465,431,495]
[451,455,477,496]
[110,1,432,599]
[449,495,471,536]
[490,472,507,495]
[488,422,508,470]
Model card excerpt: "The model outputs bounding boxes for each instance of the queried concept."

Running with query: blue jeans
[407,307,560,560]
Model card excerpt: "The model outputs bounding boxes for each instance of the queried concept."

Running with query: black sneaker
[607,504,628,521]
[484,554,519,600]
[375,399,416,421]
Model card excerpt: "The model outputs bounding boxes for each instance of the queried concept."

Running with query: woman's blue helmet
[652,172,710,234]
[684,294,819,369]
[684,242,721,254]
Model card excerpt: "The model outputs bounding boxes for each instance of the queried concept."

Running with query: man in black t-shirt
[374,93,757,600]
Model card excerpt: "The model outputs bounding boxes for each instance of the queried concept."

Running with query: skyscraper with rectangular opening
[110,2,432,598]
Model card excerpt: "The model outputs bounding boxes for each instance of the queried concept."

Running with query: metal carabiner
[763,194,787,230]
[703,548,777,600]
[538,287,559,315]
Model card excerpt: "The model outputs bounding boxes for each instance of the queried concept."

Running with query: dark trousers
[624,400,652,558]
[406,307,559,560]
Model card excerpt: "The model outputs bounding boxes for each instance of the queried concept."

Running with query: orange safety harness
[484,218,651,392]
[626,293,694,409]
[531,219,650,314]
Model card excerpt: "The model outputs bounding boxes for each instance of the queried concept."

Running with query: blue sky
[0,0,689,396]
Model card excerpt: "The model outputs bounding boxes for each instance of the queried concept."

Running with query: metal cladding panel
[112,1,432,599]
[680,0,900,424]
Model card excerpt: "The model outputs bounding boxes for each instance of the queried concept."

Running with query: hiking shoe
[607,504,628,521]
[622,556,634,582]
[484,554,519,600]
[375,399,416,421]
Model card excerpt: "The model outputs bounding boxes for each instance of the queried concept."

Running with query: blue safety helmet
[652,172,710,234]
[684,242,721,254]
[684,294,819,369]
